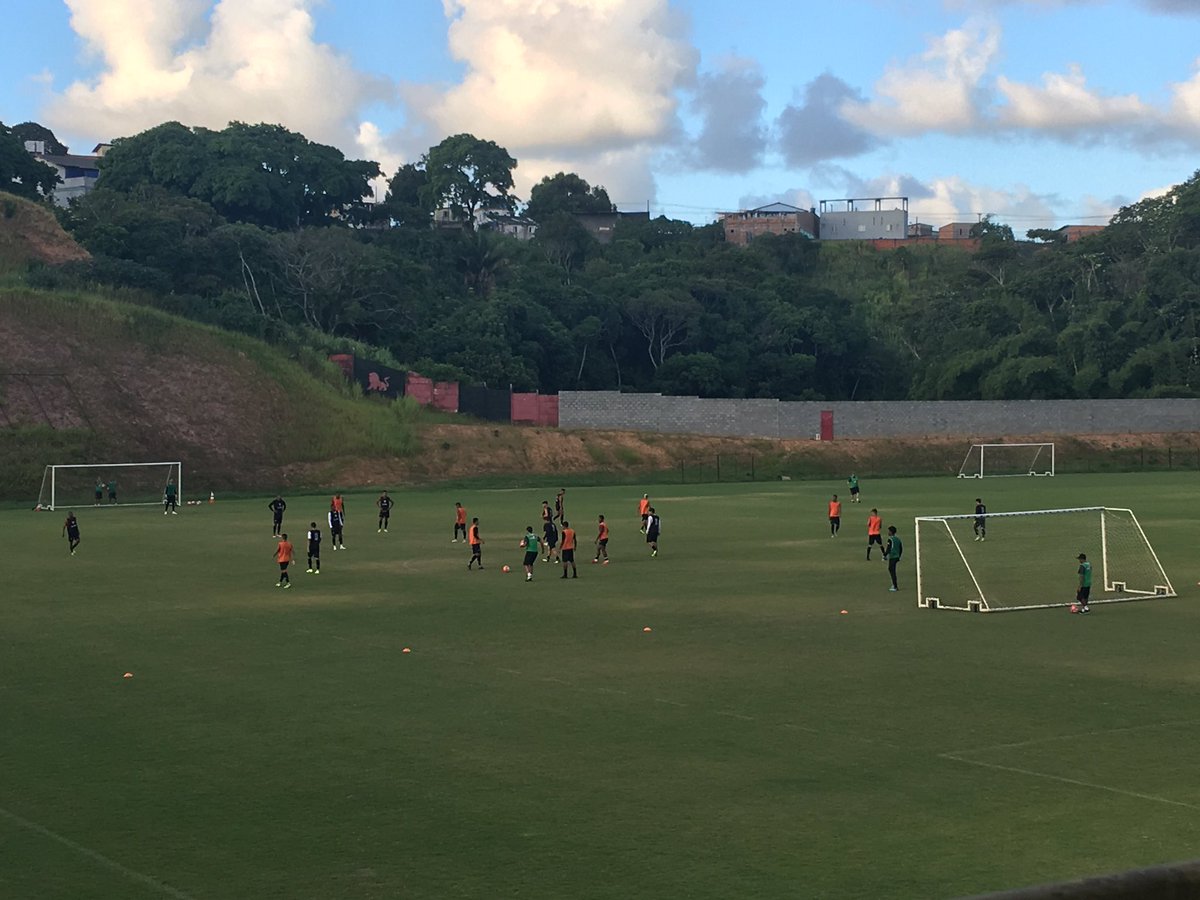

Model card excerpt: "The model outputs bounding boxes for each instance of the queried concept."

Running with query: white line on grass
[938,755,1200,811]
[944,718,1200,757]
[0,805,195,899]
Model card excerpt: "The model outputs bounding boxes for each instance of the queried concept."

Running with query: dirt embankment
[290,424,1200,488]
[0,192,90,267]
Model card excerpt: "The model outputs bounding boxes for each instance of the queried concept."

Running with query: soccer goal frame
[957,442,1054,478]
[915,506,1175,613]
[37,461,182,511]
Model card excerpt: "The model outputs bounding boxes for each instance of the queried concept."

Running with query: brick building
[719,202,819,245]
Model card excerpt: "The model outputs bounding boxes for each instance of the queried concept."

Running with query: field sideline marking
[0,804,195,899]
[944,717,1200,756]
[938,755,1200,811]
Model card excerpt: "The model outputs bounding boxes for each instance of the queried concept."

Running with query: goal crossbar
[915,506,1175,613]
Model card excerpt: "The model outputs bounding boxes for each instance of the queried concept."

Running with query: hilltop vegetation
[11,117,1198,401]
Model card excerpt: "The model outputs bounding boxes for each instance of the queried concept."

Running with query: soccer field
[4,472,1200,899]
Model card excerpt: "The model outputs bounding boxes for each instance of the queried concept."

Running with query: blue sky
[3,0,1199,229]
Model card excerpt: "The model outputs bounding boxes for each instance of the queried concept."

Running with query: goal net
[915,506,1174,612]
[36,462,182,511]
[958,442,1054,478]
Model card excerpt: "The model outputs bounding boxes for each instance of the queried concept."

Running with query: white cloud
[515,147,659,210]
[415,0,698,156]
[997,65,1149,132]
[1168,60,1200,133]
[842,21,1000,135]
[45,0,388,151]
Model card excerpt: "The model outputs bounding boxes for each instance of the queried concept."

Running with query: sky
[3,0,1200,230]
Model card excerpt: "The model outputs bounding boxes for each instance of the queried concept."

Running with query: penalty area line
[0,804,195,899]
[938,755,1200,812]
[943,717,1200,757]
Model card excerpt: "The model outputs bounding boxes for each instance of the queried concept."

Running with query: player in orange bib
[331,494,344,515]
[828,494,842,537]
[275,533,294,588]
[453,502,467,542]
[467,517,484,570]
[638,493,650,532]
[560,521,578,579]
[866,508,883,559]
[594,514,609,564]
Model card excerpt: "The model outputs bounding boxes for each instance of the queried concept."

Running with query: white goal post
[915,506,1175,613]
[958,442,1054,478]
[37,461,182,511]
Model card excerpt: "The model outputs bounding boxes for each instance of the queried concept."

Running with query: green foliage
[98,121,380,229]
[0,121,59,200]
[524,171,615,222]
[33,118,1200,402]
[420,133,517,227]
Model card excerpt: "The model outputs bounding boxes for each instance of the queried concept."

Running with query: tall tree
[97,121,380,229]
[381,163,431,228]
[0,122,59,200]
[524,172,615,223]
[420,134,517,229]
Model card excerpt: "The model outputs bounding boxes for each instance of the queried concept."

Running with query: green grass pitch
[4,472,1200,899]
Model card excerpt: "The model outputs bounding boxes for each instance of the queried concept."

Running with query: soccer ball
[502,565,511,573]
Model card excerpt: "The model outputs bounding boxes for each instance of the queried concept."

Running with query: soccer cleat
[384,529,388,533]
[452,539,457,543]
[974,536,980,541]
[888,586,897,592]
[171,511,178,515]
[602,559,609,565]
[651,549,658,557]
[315,570,320,574]
[306,568,313,573]
[980,537,985,542]
[283,582,292,589]
[526,573,533,581]
[276,582,282,587]
[1079,606,1089,614]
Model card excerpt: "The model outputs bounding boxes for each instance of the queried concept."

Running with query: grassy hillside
[0,192,90,274]
[0,287,422,500]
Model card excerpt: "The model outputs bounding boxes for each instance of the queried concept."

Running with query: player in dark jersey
[543,517,559,564]
[554,488,566,524]
[164,479,178,514]
[376,491,393,533]
[62,511,81,556]
[974,499,987,542]
[328,505,346,550]
[269,495,286,537]
[306,521,321,574]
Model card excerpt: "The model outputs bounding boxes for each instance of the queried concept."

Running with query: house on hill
[23,141,109,207]
[1055,224,1106,242]
[719,202,819,245]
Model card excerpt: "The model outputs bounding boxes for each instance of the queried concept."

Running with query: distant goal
[915,506,1174,613]
[36,461,182,511]
[958,442,1054,478]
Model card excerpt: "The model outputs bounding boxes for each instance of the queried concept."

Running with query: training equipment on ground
[915,506,1174,613]
[957,443,1054,479]
[37,461,183,511]
[502,565,511,573]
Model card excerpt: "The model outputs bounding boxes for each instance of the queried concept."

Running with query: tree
[11,122,69,156]
[381,163,431,228]
[420,134,517,229]
[623,287,698,371]
[0,121,59,200]
[533,211,594,282]
[97,121,380,229]
[524,172,614,223]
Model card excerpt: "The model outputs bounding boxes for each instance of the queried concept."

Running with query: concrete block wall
[558,393,1200,439]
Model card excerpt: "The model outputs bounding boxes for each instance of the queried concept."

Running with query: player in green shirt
[1075,553,1092,614]
[521,526,540,582]
[885,526,903,592]
[847,474,860,503]
[107,478,118,504]
[164,479,178,515]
